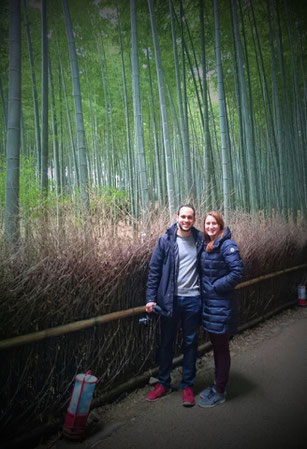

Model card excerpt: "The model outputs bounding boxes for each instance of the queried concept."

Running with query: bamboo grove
[0,0,306,243]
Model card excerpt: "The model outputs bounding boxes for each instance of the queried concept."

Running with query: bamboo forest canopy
[0,0,306,235]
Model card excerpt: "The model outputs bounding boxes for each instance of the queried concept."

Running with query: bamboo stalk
[235,263,307,289]
[0,306,145,350]
[0,263,306,351]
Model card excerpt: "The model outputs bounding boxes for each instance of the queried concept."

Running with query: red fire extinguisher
[63,370,98,439]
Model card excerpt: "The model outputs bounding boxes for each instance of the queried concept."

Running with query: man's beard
[177,222,192,232]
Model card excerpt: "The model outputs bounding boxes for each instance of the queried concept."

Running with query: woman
[198,211,243,408]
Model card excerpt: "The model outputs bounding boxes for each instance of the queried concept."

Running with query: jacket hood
[166,222,179,237]
[213,226,232,248]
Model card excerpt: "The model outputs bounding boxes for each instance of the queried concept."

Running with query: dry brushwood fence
[0,211,307,442]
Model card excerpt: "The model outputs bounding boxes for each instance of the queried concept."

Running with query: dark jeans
[158,295,201,390]
[209,332,230,394]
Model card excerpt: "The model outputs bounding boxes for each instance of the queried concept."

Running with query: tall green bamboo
[97,38,118,190]
[148,0,175,216]
[266,0,286,214]
[62,0,89,211]
[23,0,41,175]
[58,49,79,190]
[171,0,194,200]
[214,0,231,221]
[96,39,111,188]
[294,19,307,214]
[57,59,64,195]
[4,0,21,245]
[249,0,281,211]
[48,55,60,196]
[1,0,306,222]
[116,4,135,215]
[130,0,149,214]
[0,74,7,134]
[284,0,306,215]
[146,48,163,204]
[41,0,48,195]
[84,69,100,189]
[231,0,259,212]
[200,0,215,209]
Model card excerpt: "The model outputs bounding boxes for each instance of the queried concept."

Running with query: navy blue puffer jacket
[146,223,203,317]
[200,227,243,335]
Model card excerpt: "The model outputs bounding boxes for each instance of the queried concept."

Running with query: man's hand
[145,301,157,313]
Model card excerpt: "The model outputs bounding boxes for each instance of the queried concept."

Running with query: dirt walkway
[42,306,307,449]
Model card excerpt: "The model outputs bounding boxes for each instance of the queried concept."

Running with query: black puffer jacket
[146,223,203,317]
[200,227,243,334]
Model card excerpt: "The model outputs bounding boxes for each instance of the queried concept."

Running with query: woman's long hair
[203,211,225,252]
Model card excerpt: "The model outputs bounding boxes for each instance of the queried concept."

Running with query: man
[145,204,203,406]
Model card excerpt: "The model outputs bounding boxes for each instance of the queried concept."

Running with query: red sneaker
[146,384,170,401]
[182,386,195,407]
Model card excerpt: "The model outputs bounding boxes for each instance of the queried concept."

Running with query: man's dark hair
[177,204,196,217]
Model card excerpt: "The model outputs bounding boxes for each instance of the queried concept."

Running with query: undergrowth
[0,207,307,338]
[0,207,306,440]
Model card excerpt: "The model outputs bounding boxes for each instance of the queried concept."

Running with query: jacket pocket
[203,280,215,294]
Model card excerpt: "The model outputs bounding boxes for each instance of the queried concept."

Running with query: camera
[138,305,162,325]
[138,316,151,325]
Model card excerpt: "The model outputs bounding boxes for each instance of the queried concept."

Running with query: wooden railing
[0,263,306,351]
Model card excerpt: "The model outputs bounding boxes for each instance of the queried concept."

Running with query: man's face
[176,207,195,233]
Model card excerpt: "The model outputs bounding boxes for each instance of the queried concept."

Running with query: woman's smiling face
[205,214,221,241]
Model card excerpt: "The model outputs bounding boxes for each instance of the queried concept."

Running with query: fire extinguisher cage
[63,370,98,439]
[71,370,91,428]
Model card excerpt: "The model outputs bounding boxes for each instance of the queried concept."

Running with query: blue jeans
[158,295,201,390]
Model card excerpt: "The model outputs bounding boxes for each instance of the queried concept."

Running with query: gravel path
[42,305,307,449]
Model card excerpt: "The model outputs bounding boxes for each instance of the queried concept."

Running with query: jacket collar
[213,226,231,248]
